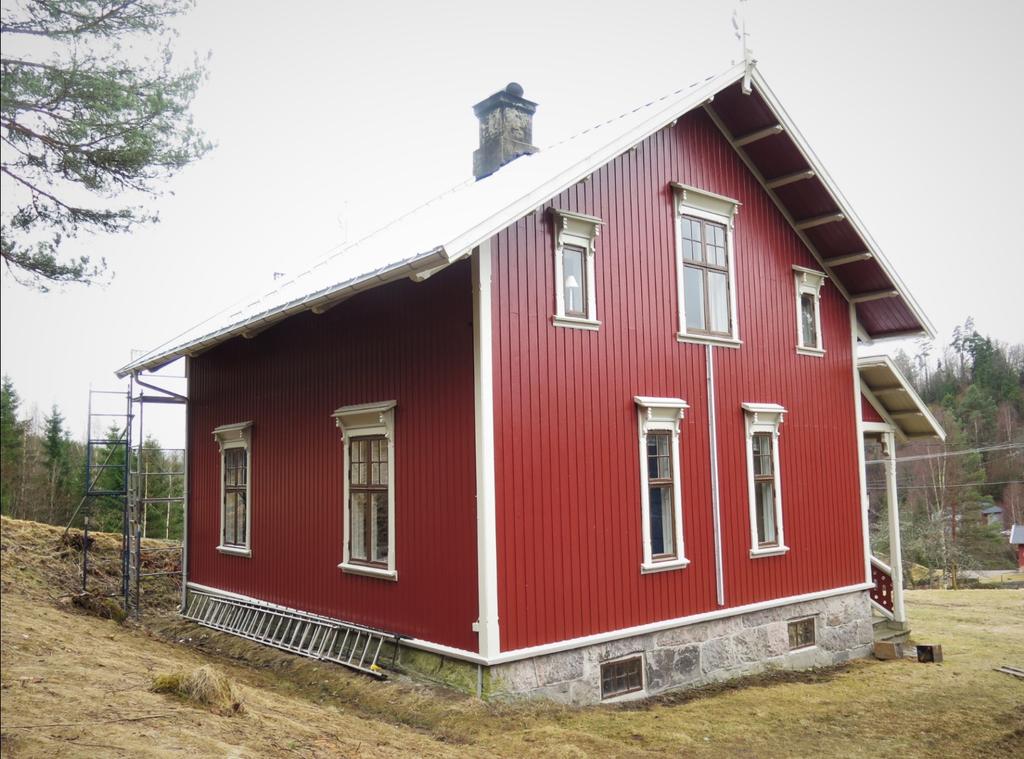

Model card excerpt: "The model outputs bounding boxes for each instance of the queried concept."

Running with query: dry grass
[151,665,244,714]
[2,516,1022,758]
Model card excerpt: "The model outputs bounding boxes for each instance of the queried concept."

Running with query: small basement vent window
[788,617,816,650]
[600,656,643,699]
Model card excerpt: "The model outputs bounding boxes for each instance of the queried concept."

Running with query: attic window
[551,209,602,331]
[672,183,741,348]
[794,266,826,356]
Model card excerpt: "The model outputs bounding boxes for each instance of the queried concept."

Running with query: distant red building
[120,62,942,703]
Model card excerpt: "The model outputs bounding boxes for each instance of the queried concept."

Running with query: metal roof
[118,62,933,378]
[1010,524,1024,545]
[858,355,945,442]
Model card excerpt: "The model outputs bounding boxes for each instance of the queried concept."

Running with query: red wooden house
[119,62,943,702]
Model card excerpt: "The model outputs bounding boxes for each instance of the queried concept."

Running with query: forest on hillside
[869,318,1024,584]
[0,377,183,540]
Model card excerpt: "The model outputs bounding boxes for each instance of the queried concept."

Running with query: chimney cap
[472,84,537,117]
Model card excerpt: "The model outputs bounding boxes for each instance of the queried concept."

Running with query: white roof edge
[749,69,935,339]
[857,354,946,441]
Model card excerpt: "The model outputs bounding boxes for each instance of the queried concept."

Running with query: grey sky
[2,0,1022,448]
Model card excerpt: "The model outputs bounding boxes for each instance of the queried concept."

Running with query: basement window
[635,397,689,573]
[551,208,602,330]
[794,266,826,356]
[600,655,644,699]
[788,617,816,650]
[672,183,741,348]
[213,422,253,557]
[333,401,397,581]
[742,403,789,558]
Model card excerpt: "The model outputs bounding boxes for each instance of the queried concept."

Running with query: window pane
[351,492,368,560]
[683,266,705,330]
[707,271,730,334]
[562,246,586,316]
[223,492,237,545]
[649,484,674,557]
[646,433,671,480]
[235,490,246,545]
[706,223,727,266]
[801,292,817,347]
[371,491,389,563]
[756,481,776,545]
[752,433,773,476]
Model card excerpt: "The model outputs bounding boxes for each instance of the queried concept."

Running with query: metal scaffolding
[82,370,186,617]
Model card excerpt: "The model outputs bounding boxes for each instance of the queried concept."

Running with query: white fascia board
[749,69,936,339]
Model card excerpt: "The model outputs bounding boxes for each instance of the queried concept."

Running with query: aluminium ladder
[183,590,399,678]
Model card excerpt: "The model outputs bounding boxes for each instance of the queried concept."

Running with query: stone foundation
[481,589,873,704]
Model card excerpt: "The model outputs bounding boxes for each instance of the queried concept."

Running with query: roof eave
[748,69,936,341]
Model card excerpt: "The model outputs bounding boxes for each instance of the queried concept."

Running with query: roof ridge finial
[732,0,756,94]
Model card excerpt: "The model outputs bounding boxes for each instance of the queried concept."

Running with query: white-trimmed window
[742,403,788,558]
[794,266,826,356]
[551,208,602,330]
[213,422,252,557]
[672,183,741,348]
[635,396,689,573]
[333,401,397,581]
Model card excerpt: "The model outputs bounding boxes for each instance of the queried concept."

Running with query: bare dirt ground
[2,517,1022,758]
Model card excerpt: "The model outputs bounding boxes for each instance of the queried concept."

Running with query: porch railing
[870,556,895,619]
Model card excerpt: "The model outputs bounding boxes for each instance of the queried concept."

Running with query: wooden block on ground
[874,641,903,660]
[916,644,943,663]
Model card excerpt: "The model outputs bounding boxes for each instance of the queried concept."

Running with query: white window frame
[672,182,742,348]
[742,402,789,558]
[551,208,602,331]
[213,421,253,557]
[794,265,827,357]
[635,396,689,573]
[332,401,397,581]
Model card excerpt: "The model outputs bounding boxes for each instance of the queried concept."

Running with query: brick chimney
[472,82,538,180]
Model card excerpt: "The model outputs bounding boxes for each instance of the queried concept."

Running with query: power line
[865,442,1022,465]
[867,479,1023,491]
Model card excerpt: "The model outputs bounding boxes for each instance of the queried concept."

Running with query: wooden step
[873,618,911,645]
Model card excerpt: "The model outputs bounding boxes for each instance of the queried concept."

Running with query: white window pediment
[332,400,396,439]
[213,421,252,449]
[741,403,786,432]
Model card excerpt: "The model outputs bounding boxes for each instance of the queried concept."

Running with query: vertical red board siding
[491,109,866,652]
[188,262,478,651]
[861,395,885,423]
